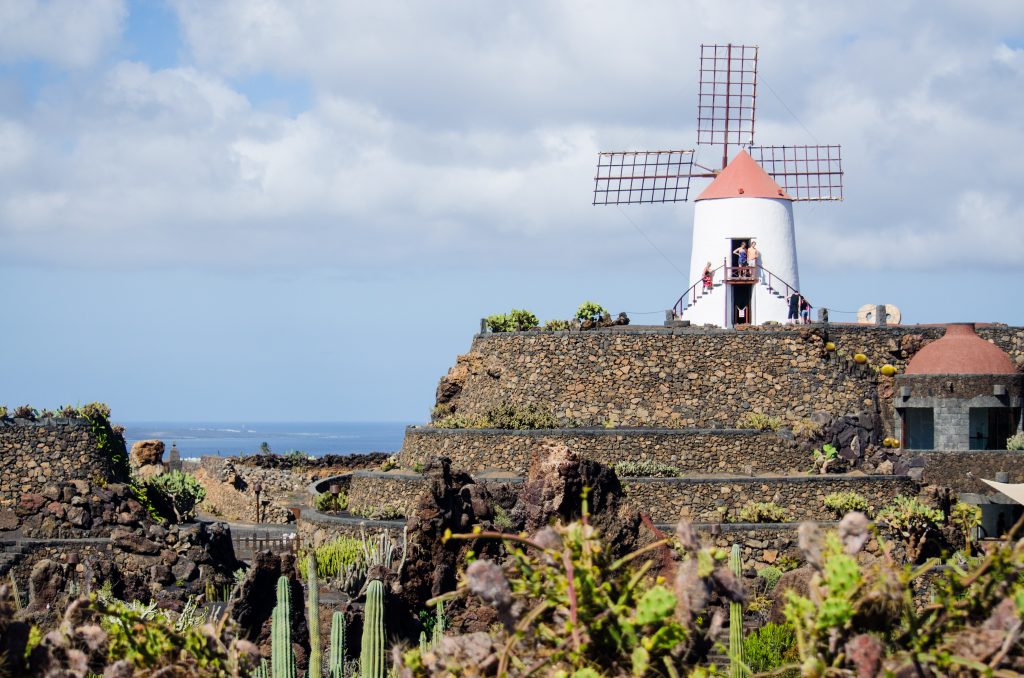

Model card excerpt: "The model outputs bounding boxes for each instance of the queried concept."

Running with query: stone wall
[296,509,403,550]
[400,428,807,475]
[920,451,1024,494]
[344,470,916,524]
[196,457,325,523]
[0,418,114,506]
[437,327,879,428]
[433,325,1023,430]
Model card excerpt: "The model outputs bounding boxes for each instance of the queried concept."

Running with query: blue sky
[1,1,1023,422]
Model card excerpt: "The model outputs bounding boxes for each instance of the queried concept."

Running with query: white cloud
[0,0,125,69]
[1,1,1023,278]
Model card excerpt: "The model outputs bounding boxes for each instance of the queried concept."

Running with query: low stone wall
[920,451,1024,494]
[296,509,404,550]
[346,472,427,520]
[622,475,916,523]
[196,457,318,523]
[345,470,916,524]
[400,427,806,475]
[0,418,113,505]
[696,523,806,570]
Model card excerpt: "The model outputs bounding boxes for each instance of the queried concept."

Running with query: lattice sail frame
[697,44,758,150]
[749,145,844,201]
[592,150,695,205]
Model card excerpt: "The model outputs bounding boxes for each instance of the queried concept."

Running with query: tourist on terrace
[747,240,760,280]
[702,262,714,292]
[732,241,748,278]
[787,292,800,324]
[800,296,812,324]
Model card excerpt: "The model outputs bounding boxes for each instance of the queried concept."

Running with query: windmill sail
[593,150,695,205]
[748,145,844,201]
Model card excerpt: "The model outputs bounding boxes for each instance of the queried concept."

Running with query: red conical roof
[905,324,1017,375]
[695,150,793,202]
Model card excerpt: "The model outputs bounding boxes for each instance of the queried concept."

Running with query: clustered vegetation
[735,412,782,432]
[432,403,560,430]
[822,491,871,519]
[314,490,349,513]
[734,501,789,523]
[483,301,627,334]
[1008,431,1024,451]
[144,469,207,523]
[613,460,683,478]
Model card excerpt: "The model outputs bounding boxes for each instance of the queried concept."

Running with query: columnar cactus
[360,579,386,678]
[431,600,444,649]
[330,611,347,678]
[252,658,269,678]
[272,576,297,678]
[729,543,745,678]
[308,553,322,678]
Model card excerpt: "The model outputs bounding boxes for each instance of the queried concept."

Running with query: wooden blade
[593,149,695,205]
[697,44,758,150]
[749,144,844,201]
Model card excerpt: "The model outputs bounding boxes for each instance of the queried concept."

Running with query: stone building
[895,323,1023,450]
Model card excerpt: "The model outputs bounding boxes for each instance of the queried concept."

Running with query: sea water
[122,421,409,458]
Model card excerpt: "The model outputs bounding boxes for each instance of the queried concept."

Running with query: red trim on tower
[695,150,793,202]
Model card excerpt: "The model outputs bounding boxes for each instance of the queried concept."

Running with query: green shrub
[736,501,789,523]
[350,504,404,521]
[492,504,514,531]
[145,471,206,523]
[0,405,6,418]
[736,412,782,432]
[876,495,944,562]
[543,319,572,331]
[1008,432,1024,451]
[300,536,365,580]
[744,622,797,674]
[485,309,539,332]
[575,301,608,322]
[756,565,784,592]
[315,491,348,513]
[13,404,37,419]
[950,501,981,552]
[482,403,558,429]
[822,491,871,519]
[613,460,683,478]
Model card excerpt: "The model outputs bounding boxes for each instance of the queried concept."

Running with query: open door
[732,284,752,326]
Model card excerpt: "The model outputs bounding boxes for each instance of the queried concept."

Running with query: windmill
[593,44,843,328]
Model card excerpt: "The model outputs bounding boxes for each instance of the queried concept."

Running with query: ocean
[121,421,410,459]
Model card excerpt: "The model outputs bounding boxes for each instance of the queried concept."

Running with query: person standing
[787,291,800,324]
[746,240,760,280]
[800,296,812,324]
[732,241,747,278]
[702,262,714,292]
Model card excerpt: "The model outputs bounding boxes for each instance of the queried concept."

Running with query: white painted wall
[682,197,799,327]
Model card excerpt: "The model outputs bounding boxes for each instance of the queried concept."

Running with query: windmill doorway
[731,285,752,326]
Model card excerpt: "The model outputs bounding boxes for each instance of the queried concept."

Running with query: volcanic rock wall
[434,325,1024,430]
[0,418,114,506]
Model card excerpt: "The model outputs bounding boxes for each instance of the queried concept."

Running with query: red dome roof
[904,324,1017,375]
[695,150,793,202]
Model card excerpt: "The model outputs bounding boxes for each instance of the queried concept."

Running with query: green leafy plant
[492,504,514,531]
[485,309,539,332]
[950,501,981,553]
[543,319,572,331]
[876,495,944,563]
[350,504,404,521]
[613,460,683,478]
[575,301,608,323]
[735,412,782,432]
[736,502,789,523]
[144,470,207,523]
[1008,431,1024,451]
[756,565,783,592]
[743,623,796,674]
[315,491,349,513]
[0,405,7,418]
[419,510,744,676]
[380,456,399,471]
[822,491,871,519]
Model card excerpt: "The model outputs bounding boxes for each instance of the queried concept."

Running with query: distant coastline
[121,421,409,458]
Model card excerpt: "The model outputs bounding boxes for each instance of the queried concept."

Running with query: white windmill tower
[593,44,843,327]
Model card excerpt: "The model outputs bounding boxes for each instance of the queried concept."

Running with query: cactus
[729,543,745,678]
[361,579,386,678]
[272,576,297,678]
[330,611,347,678]
[431,599,444,650]
[308,553,322,678]
[418,631,428,655]
[251,658,269,678]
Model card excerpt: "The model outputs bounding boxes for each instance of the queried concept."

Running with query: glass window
[904,408,934,450]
